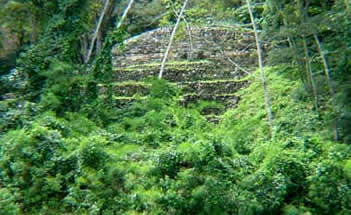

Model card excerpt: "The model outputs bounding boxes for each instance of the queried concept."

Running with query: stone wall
[112,26,257,69]
[109,26,259,118]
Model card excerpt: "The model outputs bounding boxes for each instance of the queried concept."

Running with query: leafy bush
[1,69,351,214]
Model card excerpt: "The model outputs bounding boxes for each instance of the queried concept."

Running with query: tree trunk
[169,1,193,60]
[96,30,103,53]
[314,35,335,97]
[80,34,89,62]
[30,13,37,45]
[281,16,307,87]
[246,0,274,134]
[116,0,135,29]
[314,34,339,141]
[183,18,193,60]
[159,0,189,79]
[85,0,134,64]
[302,37,318,109]
[345,0,350,12]
[85,0,111,63]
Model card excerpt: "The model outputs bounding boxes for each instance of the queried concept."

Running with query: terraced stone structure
[110,26,258,119]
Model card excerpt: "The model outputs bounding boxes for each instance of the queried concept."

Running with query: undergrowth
[1,66,351,215]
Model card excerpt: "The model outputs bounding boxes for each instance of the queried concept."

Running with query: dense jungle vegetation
[1,0,351,214]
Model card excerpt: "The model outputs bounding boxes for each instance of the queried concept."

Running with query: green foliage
[0,188,20,215]
[1,0,351,214]
[0,1,33,46]
[160,0,242,25]
[260,0,351,143]
[148,78,180,101]
[1,68,351,214]
[124,0,166,34]
[14,0,90,101]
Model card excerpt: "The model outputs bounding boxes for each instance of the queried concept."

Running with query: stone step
[179,79,248,95]
[112,61,247,82]
[100,81,151,97]
[180,93,239,109]
[112,93,239,110]
[112,95,147,107]
[99,79,248,97]
[204,114,223,123]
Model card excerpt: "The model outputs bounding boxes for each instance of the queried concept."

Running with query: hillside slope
[1,66,350,215]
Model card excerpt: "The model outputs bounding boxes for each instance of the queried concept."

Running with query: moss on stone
[115,60,212,72]
[108,27,260,120]
[179,77,251,84]
[114,96,147,100]
[112,81,151,87]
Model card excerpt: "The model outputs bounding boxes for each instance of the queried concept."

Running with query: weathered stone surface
[112,26,257,70]
[113,61,246,82]
[112,94,239,111]
[178,80,248,95]
[110,26,260,118]
[180,94,240,109]
[100,79,247,97]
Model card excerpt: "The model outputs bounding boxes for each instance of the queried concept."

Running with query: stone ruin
[109,26,259,120]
